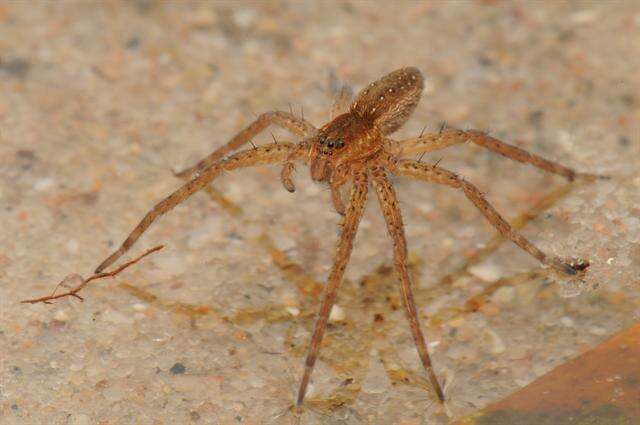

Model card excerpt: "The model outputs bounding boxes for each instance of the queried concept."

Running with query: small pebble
[170,362,186,374]
[560,316,574,327]
[67,413,91,425]
[34,176,55,191]
[469,262,503,281]
[571,9,597,24]
[65,239,79,255]
[132,303,147,312]
[285,306,300,316]
[232,9,256,28]
[329,304,346,322]
[589,326,608,336]
[54,309,70,322]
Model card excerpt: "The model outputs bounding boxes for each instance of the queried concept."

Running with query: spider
[94,67,598,405]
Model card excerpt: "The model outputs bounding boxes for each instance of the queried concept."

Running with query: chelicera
[45,68,604,405]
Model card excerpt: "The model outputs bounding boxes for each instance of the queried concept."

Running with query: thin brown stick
[21,245,164,304]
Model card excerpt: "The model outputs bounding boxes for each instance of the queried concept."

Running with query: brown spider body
[308,112,380,182]
[87,67,601,406]
[310,68,423,183]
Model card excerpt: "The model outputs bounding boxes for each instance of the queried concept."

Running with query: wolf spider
[94,67,598,405]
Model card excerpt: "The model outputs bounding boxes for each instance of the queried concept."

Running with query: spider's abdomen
[350,67,424,135]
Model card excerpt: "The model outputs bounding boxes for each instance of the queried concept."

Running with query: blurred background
[1,1,639,424]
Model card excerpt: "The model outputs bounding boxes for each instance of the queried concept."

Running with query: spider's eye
[319,136,327,145]
[327,140,334,148]
[335,139,344,149]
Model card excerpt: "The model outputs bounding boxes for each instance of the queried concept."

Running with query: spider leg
[95,142,303,273]
[370,166,445,402]
[389,128,601,181]
[395,160,582,276]
[296,170,368,406]
[330,183,347,216]
[175,111,316,179]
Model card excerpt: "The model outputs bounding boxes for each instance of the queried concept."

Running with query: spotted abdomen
[350,67,424,135]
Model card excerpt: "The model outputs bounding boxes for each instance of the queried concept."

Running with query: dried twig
[21,245,164,305]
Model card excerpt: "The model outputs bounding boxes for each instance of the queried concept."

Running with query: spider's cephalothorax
[84,67,600,407]
[309,113,381,182]
[309,67,424,183]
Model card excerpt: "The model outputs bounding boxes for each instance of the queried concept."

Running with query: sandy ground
[1,1,639,424]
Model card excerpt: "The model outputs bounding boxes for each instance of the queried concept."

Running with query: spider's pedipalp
[95,142,304,273]
[280,161,297,193]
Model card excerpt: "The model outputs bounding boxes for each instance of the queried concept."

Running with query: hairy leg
[330,183,347,215]
[389,128,599,181]
[395,160,581,275]
[175,111,316,179]
[370,166,445,402]
[96,143,302,273]
[297,170,368,405]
